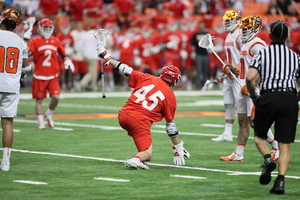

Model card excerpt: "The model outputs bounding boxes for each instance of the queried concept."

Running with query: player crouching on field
[95,32,190,170]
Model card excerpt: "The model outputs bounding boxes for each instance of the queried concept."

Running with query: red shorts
[118,110,152,152]
[73,60,88,74]
[32,77,60,100]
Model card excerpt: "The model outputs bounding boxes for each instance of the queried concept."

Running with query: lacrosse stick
[23,17,36,40]
[201,75,226,91]
[93,29,110,98]
[198,34,243,88]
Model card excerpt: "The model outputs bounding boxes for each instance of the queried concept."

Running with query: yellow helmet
[0,8,22,31]
[223,10,242,33]
[239,15,262,43]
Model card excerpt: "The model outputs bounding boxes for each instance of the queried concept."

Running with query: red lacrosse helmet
[160,65,181,87]
[0,8,22,30]
[39,18,54,39]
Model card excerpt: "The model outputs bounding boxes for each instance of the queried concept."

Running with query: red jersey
[120,70,177,122]
[69,0,85,21]
[84,0,103,18]
[114,0,134,15]
[39,0,60,15]
[168,1,188,19]
[29,36,66,78]
[119,38,136,66]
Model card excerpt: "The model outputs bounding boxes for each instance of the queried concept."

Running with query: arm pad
[166,122,179,138]
[116,62,133,76]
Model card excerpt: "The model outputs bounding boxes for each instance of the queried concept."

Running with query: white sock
[46,108,54,115]
[223,123,233,136]
[266,129,279,149]
[2,147,11,162]
[37,114,44,124]
[236,145,245,155]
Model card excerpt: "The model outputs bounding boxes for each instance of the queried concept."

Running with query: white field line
[170,175,207,179]
[13,180,48,185]
[201,124,224,128]
[0,129,21,132]
[94,177,130,182]
[5,148,300,180]
[14,119,300,143]
[19,90,224,100]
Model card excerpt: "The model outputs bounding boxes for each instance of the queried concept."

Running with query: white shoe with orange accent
[219,152,244,161]
[38,123,46,130]
[45,112,54,128]
[124,159,149,170]
[211,134,233,142]
[271,148,279,161]
[0,159,10,171]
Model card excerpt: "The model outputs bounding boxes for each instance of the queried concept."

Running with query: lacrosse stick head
[93,29,110,47]
[198,33,214,50]
[201,80,212,91]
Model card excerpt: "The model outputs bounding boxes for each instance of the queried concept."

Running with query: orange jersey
[120,70,176,122]
[29,36,66,78]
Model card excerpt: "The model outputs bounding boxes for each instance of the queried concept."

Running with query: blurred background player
[0,8,31,171]
[56,20,75,91]
[27,18,74,129]
[69,21,88,91]
[220,15,279,161]
[212,10,242,142]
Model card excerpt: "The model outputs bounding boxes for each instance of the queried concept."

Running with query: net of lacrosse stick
[198,34,243,88]
[93,29,110,98]
[201,75,227,92]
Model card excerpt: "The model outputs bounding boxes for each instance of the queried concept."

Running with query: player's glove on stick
[222,64,240,79]
[172,141,190,165]
[241,85,249,96]
[64,59,75,72]
[97,46,112,67]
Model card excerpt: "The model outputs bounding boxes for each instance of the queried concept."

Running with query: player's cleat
[124,159,150,170]
[260,157,276,185]
[270,180,285,194]
[211,134,233,142]
[38,123,46,130]
[219,152,244,161]
[0,159,10,171]
[45,112,54,128]
[271,148,279,161]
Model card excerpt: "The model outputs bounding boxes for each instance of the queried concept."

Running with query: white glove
[64,59,75,72]
[172,141,190,165]
[166,40,177,50]
[23,17,36,40]
[180,49,188,60]
[97,45,113,67]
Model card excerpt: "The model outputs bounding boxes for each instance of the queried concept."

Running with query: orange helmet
[0,8,22,30]
[239,15,262,43]
[223,10,242,33]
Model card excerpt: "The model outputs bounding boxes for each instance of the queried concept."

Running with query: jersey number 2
[0,46,20,74]
[134,84,165,111]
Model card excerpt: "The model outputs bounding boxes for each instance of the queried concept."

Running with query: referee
[246,20,300,195]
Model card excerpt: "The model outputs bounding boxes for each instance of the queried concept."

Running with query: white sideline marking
[13,180,48,185]
[201,124,224,128]
[52,127,74,131]
[94,177,130,182]
[0,129,21,132]
[170,175,207,179]
[7,148,300,180]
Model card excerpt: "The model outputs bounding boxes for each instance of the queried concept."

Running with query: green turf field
[1,89,300,200]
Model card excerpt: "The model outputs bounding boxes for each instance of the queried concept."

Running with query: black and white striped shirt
[250,43,300,91]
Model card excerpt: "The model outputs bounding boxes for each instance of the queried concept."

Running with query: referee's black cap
[269,20,289,39]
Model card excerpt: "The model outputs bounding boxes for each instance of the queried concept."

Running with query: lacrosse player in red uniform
[28,18,74,129]
[94,34,190,169]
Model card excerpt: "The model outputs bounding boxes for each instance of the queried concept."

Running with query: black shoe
[259,157,276,185]
[270,180,285,194]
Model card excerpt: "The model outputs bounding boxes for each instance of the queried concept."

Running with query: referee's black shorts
[253,92,298,143]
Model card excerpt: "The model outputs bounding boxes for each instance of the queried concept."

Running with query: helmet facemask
[39,18,54,40]
[239,15,262,43]
[223,10,241,33]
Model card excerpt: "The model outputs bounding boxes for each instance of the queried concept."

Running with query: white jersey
[222,29,242,105]
[224,29,242,65]
[70,29,87,61]
[239,37,266,86]
[0,30,28,94]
